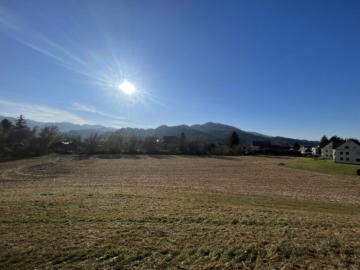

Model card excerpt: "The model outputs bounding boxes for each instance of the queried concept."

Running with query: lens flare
[119,81,135,95]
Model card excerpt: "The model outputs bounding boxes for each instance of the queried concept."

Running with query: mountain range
[0,116,117,134]
[115,122,318,146]
[0,116,319,146]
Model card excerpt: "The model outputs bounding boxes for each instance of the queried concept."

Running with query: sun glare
[119,81,136,95]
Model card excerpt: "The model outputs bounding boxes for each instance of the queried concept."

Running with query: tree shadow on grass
[72,155,90,161]
[0,154,40,164]
[97,154,174,160]
[256,155,297,160]
[96,154,144,160]
[147,155,173,159]
[72,154,240,161]
[148,154,241,161]
[180,155,241,161]
[208,155,242,161]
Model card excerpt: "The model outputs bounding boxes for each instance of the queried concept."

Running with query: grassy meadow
[1,155,359,269]
[285,157,360,176]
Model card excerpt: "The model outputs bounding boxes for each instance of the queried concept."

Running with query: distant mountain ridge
[0,116,319,146]
[0,116,116,134]
[115,122,319,146]
[246,131,272,138]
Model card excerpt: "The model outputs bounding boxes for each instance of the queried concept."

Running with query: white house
[299,147,312,155]
[312,146,320,155]
[321,141,334,159]
[333,140,360,165]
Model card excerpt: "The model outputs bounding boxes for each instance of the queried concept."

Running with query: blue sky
[0,0,359,140]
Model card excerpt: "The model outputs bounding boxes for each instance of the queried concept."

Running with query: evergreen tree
[15,114,27,129]
[0,119,12,153]
[319,135,329,148]
[293,142,300,150]
[178,132,188,153]
[1,118,13,133]
[329,135,344,145]
[10,123,32,155]
[229,131,240,148]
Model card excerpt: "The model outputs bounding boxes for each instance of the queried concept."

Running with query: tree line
[80,130,252,155]
[0,115,62,157]
[319,135,360,148]
[0,115,253,158]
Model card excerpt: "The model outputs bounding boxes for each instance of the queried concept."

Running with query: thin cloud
[0,7,86,67]
[71,102,126,120]
[0,17,18,30]
[0,100,90,124]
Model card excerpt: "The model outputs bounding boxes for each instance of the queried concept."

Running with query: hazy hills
[115,122,319,146]
[0,116,318,146]
[0,116,116,134]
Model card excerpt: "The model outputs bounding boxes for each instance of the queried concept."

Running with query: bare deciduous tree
[106,133,123,154]
[193,135,207,155]
[143,135,158,154]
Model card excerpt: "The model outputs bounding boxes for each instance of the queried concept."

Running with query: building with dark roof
[332,139,360,165]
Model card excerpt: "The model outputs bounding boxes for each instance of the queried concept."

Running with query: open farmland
[1,155,359,203]
[1,155,360,269]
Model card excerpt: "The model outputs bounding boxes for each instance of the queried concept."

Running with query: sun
[119,81,136,95]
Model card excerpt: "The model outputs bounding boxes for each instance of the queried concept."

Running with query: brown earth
[1,154,359,204]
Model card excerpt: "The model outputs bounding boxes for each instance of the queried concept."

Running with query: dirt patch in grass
[1,155,359,204]
[0,155,70,185]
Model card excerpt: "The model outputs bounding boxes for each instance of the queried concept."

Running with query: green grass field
[285,157,360,176]
[1,155,359,269]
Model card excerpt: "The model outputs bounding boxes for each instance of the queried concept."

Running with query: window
[346,152,349,155]
[340,152,343,155]
[340,157,343,161]
[356,158,360,162]
[345,146,349,149]
[330,155,332,157]
[346,158,349,161]
[326,155,328,157]
[326,150,328,152]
